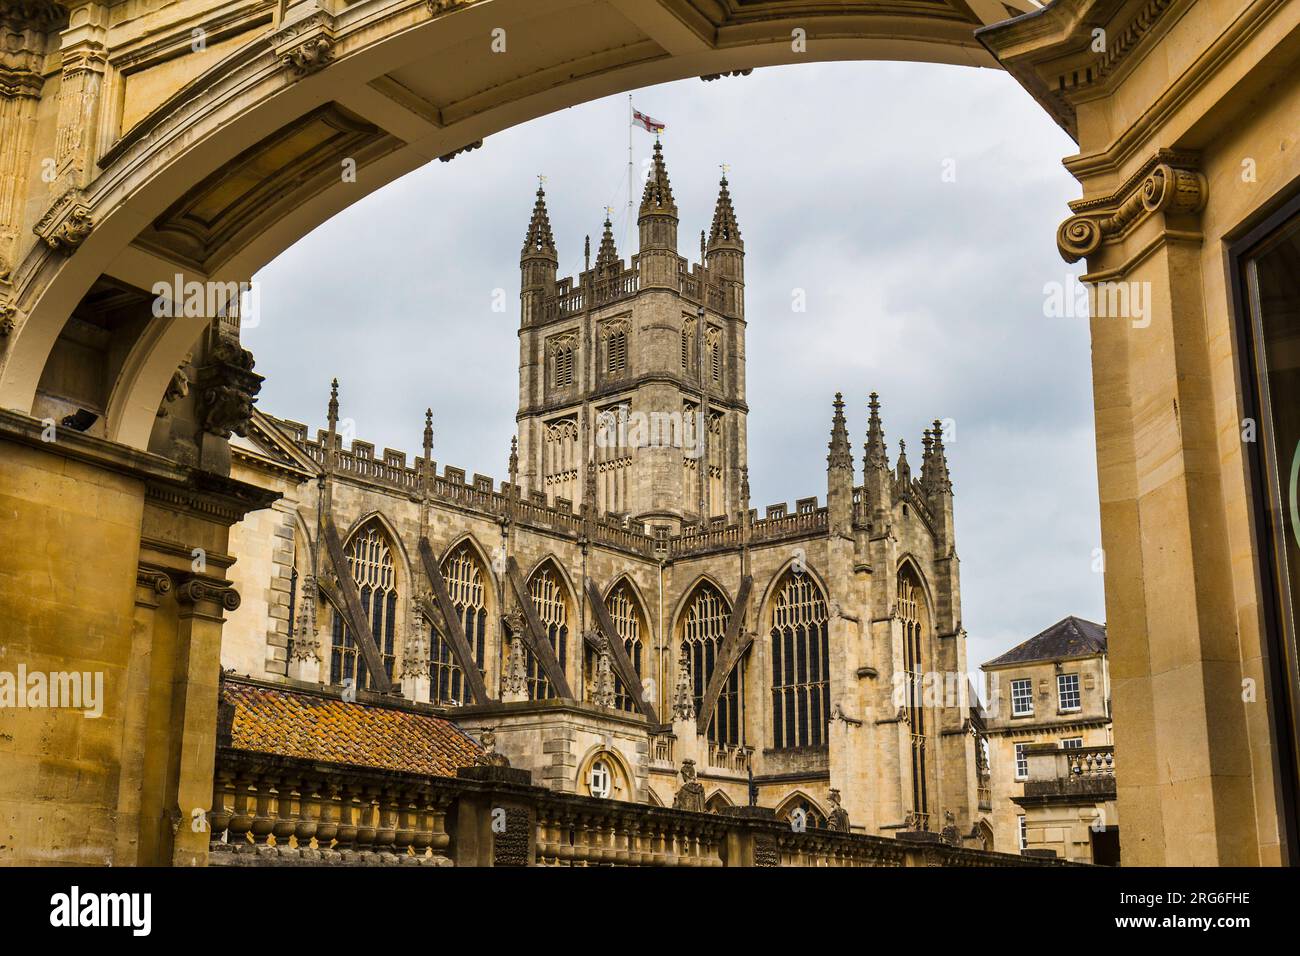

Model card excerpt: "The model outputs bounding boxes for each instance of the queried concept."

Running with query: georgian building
[980,617,1116,862]
[221,144,987,842]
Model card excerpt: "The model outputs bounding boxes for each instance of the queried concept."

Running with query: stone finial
[327,378,340,433]
[595,212,620,275]
[423,408,434,463]
[671,653,695,721]
[927,419,952,496]
[502,611,529,700]
[591,633,616,708]
[827,391,853,472]
[864,391,889,471]
[895,439,911,485]
[289,576,320,663]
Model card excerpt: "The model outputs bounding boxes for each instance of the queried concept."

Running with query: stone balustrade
[207,746,1079,868]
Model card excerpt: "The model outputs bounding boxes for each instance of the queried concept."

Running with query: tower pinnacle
[864,392,889,471]
[828,392,853,472]
[521,183,557,259]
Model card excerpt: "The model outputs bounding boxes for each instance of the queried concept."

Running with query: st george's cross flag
[631,108,665,133]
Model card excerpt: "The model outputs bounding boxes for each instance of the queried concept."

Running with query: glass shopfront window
[1235,197,1300,859]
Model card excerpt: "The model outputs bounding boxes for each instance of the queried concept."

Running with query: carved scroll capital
[178,577,241,611]
[1057,153,1206,264]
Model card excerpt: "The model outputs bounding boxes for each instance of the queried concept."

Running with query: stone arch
[595,572,653,711]
[0,0,1027,444]
[705,790,734,813]
[774,790,828,829]
[340,509,414,592]
[754,554,832,623]
[437,530,498,584]
[329,514,405,689]
[575,744,636,802]
[521,554,577,699]
[667,572,735,635]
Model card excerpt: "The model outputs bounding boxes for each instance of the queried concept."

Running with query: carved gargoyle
[200,339,263,439]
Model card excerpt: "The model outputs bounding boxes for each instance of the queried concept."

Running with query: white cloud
[249,60,1104,663]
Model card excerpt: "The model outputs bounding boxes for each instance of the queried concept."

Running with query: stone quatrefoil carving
[1056,157,1206,264]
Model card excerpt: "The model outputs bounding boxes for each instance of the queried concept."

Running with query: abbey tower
[516,142,747,532]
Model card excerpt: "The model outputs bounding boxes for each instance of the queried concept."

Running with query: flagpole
[626,94,633,255]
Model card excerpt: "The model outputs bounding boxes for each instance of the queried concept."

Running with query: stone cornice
[1056,150,1205,263]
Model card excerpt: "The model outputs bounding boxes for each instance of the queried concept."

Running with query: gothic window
[548,334,577,390]
[899,569,928,821]
[680,582,742,745]
[601,581,644,711]
[594,404,630,515]
[543,416,579,504]
[777,795,826,830]
[769,570,830,749]
[707,411,724,516]
[330,523,399,690]
[605,323,628,374]
[526,563,570,700]
[681,316,695,370]
[706,327,721,383]
[429,543,489,705]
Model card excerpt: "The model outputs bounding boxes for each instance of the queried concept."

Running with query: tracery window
[429,543,489,705]
[549,334,577,389]
[770,570,830,749]
[330,523,399,690]
[526,564,570,700]
[706,327,721,383]
[899,569,928,821]
[543,416,579,504]
[680,582,742,745]
[605,323,628,374]
[599,581,644,711]
[778,796,826,830]
[681,316,695,370]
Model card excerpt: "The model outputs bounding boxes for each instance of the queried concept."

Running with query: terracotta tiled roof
[983,616,1107,668]
[220,678,485,777]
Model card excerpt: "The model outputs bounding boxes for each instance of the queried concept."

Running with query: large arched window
[899,567,928,822]
[770,569,830,749]
[680,582,742,745]
[526,563,570,700]
[589,580,644,711]
[330,523,399,690]
[430,542,489,705]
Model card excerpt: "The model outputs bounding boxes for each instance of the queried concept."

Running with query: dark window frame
[1228,187,1300,864]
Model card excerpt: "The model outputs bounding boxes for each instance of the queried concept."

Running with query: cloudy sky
[247,59,1104,670]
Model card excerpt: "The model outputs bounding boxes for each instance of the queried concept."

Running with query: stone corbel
[1057,152,1206,263]
[34,189,94,254]
[273,10,337,75]
[0,299,16,337]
